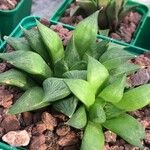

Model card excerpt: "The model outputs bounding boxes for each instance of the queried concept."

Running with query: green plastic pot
[0,15,149,150]
[0,0,32,39]
[50,0,149,48]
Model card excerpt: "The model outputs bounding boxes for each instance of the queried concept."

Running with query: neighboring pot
[50,0,149,48]
[0,0,32,39]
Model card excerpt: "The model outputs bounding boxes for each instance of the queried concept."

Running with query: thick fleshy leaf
[64,38,80,69]
[81,122,104,150]
[110,62,140,76]
[73,11,99,57]
[99,45,134,63]
[114,84,150,111]
[76,0,97,15]
[89,101,106,123]
[8,87,49,114]
[98,74,126,103]
[70,61,87,70]
[53,96,78,118]
[54,59,69,77]
[99,45,135,70]
[104,103,125,119]
[64,79,95,108]
[0,51,52,80]
[22,28,50,63]
[106,0,122,30]
[37,20,64,64]
[97,0,109,8]
[87,56,109,94]
[4,36,32,51]
[103,114,145,148]
[67,105,87,129]
[0,69,36,90]
[63,70,87,80]
[43,78,71,102]
[102,56,134,70]
[87,40,109,60]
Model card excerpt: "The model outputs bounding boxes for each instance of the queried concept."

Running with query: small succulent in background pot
[0,11,150,150]
[76,0,138,31]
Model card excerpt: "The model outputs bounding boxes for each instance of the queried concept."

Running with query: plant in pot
[56,0,147,43]
[0,11,150,150]
[0,0,32,39]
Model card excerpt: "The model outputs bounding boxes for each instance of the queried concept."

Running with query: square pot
[0,0,32,39]
[0,15,149,150]
[50,0,149,47]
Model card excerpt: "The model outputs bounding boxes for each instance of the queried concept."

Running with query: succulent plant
[76,0,138,31]
[0,11,150,150]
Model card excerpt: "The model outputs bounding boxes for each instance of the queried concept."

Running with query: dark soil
[0,0,19,10]
[0,19,150,150]
[60,3,141,43]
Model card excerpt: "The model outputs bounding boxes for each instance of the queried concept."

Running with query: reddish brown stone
[0,0,18,10]
[2,130,30,147]
[104,131,117,143]
[45,131,59,150]
[22,112,33,126]
[56,125,70,137]
[41,112,57,131]
[38,144,47,150]
[29,135,46,150]
[57,131,79,147]
[32,122,47,135]
[0,63,7,73]
[0,89,13,108]
[1,115,20,132]
[145,130,150,144]
[0,127,4,138]
[111,145,124,150]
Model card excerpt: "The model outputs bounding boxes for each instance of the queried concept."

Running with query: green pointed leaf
[64,79,95,108]
[76,0,97,15]
[0,69,36,90]
[67,105,87,129]
[54,59,69,77]
[98,74,126,103]
[114,84,150,111]
[70,61,87,70]
[81,122,104,150]
[4,36,32,51]
[99,45,134,63]
[0,51,52,80]
[99,45,135,70]
[64,38,80,69]
[8,87,50,115]
[43,78,71,102]
[74,11,99,57]
[110,62,140,76]
[87,56,109,94]
[104,103,125,119]
[22,28,50,63]
[37,20,64,64]
[89,101,106,123]
[53,96,78,118]
[102,56,134,70]
[63,70,87,80]
[103,114,145,148]
[106,0,119,30]
[87,40,109,60]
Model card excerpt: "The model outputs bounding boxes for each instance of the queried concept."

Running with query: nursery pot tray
[0,15,150,150]
[0,0,32,39]
[50,0,149,48]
